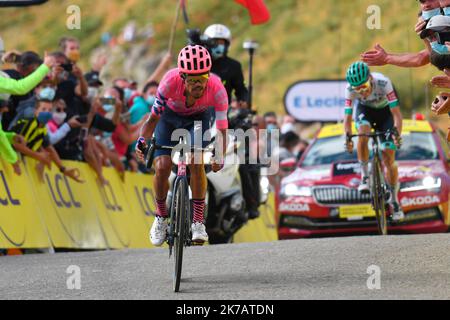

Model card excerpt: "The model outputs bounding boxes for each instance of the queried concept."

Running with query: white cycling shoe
[150,216,168,246]
[192,222,208,243]
[358,176,370,194]
[391,202,405,222]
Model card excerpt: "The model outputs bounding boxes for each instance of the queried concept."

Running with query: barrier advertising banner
[284,80,348,122]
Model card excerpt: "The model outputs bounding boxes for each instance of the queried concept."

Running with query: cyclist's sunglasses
[352,79,371,93]
[184,73,209,85]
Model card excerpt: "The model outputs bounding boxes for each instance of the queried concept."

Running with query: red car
[277,120,450,239]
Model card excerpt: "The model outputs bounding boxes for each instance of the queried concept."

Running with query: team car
[277,120,450,239]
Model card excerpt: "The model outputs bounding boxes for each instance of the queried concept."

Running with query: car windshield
[301,132,440,168]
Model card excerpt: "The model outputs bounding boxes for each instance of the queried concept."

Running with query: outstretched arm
[361,44,429,68]
[0,53,56,95]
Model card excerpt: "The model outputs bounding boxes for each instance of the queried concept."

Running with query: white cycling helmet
[203,24,232,42]
[420,15,450,39]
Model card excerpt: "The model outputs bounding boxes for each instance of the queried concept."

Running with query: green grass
[0,0,443,116]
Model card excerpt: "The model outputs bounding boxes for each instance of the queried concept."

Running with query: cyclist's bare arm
[344,114,353,137]
[139,113,159,140]
[390,107,403,135]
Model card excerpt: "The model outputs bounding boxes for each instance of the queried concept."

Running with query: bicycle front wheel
[371,155,388,235]
[173,178,188,292]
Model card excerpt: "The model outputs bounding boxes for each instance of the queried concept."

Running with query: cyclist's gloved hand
[345,134,354,154]
[392,127,402,149]
[136,137,147,164]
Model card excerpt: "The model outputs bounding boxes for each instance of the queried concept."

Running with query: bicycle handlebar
[347,128,399,140]
[138,137,215,171]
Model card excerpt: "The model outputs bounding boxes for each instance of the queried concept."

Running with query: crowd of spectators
[0,35,171,183]
[0,32,311,185]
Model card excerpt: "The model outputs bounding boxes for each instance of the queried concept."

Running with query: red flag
[234,0,270,25]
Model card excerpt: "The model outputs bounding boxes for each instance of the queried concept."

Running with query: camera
[228,108,254,131]
[61,63,73,72]
[186,28,217,50]
[77,115,88,124]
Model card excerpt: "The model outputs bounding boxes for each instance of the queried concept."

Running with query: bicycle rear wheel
[371,156,388,235]
[173,178,188,292]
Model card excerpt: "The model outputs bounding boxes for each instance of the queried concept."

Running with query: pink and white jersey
[151,68,229,129]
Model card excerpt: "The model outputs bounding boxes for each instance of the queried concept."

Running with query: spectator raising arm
[0,52,56,95]
[143,52,172,87]
[361,44,430,68]
[73,64,88,98]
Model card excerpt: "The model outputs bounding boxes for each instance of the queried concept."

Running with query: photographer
[50,51,89,160]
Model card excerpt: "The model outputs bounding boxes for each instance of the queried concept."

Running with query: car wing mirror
[280,157,297,175]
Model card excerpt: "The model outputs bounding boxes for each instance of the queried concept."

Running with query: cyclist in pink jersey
[136,45,228,246]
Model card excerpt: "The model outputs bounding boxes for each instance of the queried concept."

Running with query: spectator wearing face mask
[46,99,82,145]
[10,99,83,183]
[129,81,157,126]
[8,76,57,129]
[84,70,103,104]
[94,87,126,175]
[280,115,296,134]
[112,78,134,108]
[50,51,89,160]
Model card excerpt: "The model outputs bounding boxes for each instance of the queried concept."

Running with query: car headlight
[281,183,312,197]
[400,176,441,192]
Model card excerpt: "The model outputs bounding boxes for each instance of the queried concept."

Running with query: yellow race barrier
[0,156,278,250]
[234,193,278,243]
[0,158,50,249]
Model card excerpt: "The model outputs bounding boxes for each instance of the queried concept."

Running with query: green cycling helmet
[346,62,370,87]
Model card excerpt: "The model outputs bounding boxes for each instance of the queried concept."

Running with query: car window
[301,136,357,167]
[301,132,439,168]
[396,132,439,161]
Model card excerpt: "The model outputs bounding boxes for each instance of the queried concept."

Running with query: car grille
[313,186,371,205]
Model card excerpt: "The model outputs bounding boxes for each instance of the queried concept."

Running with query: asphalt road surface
[1,234,450,300]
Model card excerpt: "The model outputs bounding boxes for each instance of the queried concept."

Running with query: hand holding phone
[100,97,116,105]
